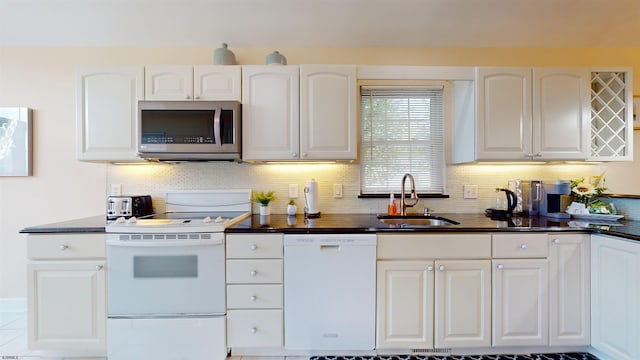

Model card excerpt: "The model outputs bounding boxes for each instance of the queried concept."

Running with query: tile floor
[0,298,33,358]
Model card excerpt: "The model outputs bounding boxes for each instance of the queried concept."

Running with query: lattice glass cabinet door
[590,69,634,161]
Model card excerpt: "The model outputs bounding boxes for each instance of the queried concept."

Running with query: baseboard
[0,297,27,312]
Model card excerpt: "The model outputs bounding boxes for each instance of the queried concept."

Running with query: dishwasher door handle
[319,244,341,250]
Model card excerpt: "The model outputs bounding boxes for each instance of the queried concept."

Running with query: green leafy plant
[253,191,276,206]
[288,199,296,205]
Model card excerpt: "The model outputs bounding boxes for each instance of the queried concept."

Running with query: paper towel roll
[304,178,320,216]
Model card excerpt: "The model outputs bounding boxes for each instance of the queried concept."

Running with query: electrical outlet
[289,184,299,198]
[333,184,343,198]
[463,184,478,199]
[110,184,122,196]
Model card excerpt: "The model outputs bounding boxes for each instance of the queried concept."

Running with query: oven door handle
[106,239,223,247]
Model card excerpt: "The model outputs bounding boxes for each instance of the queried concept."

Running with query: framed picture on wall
[634,95,640,130]
[0,107,32,176]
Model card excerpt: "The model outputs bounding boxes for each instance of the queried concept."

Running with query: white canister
[213,43,236,65]
[265,50,287,65]
[304,178,320,215]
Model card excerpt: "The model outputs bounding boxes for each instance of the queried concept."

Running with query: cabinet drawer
[27,234,106,260]
[226,234,283,259]
[492,233,548,258]
[226,259,283,284]
[227,309,283,348]
[227,284,283,309]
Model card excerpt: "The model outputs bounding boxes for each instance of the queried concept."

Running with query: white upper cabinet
[242,65,357,161]
[475,67,590,161]
[300,65,357,160]
[145,65,241,101]
[76,66,144,162]
[242,65,300,161]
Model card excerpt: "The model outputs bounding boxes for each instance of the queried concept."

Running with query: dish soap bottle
[387,193,398,215]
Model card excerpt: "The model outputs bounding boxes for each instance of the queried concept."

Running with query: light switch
[289,184,299,198]
[333,184,343,198]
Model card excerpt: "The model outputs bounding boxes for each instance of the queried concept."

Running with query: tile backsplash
[107,162,625,217]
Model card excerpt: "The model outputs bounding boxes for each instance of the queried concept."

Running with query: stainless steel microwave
[137,100,241,161]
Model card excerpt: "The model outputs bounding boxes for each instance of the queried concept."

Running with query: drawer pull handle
[250,327,257,334]
[520,244,528,250]
[426,265,433,272]
[59,245,69,251]
[250,244,258,251]
[250,270,258,277]
[497,264,504,270]
[95,265,103,271]
[438,265,445,272]
[552,239,560,244]
[250,295,257,302]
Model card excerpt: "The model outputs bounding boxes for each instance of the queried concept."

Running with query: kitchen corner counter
[227,213,640,242]
[19,215,106,234]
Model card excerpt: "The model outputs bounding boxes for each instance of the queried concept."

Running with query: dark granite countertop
[19,213,640,243]
[19,215,107,234]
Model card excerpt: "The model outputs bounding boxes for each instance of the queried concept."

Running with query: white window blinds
[360,85,445,194]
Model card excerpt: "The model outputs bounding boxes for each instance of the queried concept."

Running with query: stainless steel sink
[377,215,459,227]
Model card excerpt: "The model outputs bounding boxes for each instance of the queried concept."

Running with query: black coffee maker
[485,188,518,217]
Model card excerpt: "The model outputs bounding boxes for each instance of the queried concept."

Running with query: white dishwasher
[284,233,376,351]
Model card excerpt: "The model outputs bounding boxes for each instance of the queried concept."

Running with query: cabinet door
[591,235,640,360]
[27,261,106,353]
[376,261,434,349]
[242,66,300,161]
[548,234,590,346]
[476,67,532,160]
[76,66,144,162]
[145,65,193,100]
[300,65,357,160]
[492,259,548,346]
[194,65,241,101]
[533,68,590,160]
[434,260,491,348]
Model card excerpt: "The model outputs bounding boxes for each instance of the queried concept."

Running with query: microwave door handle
[213,106,222,148]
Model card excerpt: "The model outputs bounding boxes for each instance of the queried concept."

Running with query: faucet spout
[400,173,419,216]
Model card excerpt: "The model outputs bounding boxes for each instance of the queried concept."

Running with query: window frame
[358,79,450,197]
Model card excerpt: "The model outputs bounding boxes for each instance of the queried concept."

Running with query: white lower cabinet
[376,233,492,350]
[591,234,640,360]
[548,234,590,346]
[491,233,549,347]
[435,260,492,348]
[491,258,549,346]
[226,234,284,350]
[26,234,107,355]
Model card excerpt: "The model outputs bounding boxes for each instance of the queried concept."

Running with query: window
[360,84,446,195]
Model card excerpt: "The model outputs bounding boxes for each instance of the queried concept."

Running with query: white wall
[1,46,639,299]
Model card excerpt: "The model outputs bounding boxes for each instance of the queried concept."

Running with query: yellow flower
[572,182,596,196]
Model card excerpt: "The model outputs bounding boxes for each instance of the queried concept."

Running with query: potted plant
[253,191,276,216]
[287,199,297,216]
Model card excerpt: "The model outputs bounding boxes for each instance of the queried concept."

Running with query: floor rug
[311,353,598,360]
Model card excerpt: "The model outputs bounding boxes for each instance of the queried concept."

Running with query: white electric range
[105,189,251,360]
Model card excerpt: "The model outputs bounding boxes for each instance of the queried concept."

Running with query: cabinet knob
[250,295,257,302]
[497,264,504,270]
[250,327,257,334]
[301,153,307,158]
[194,95,200,100]
[185,95,191,99]
[292,153,297,158]
[438,265,445,272]
[520,244,528,250]
[59,245,69,251]
[534,152,542,158]
[95,265,103,271]
[250,270,258,277]
[426,265,433,272]
[250,244,258,251]
[552,239,560,244]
